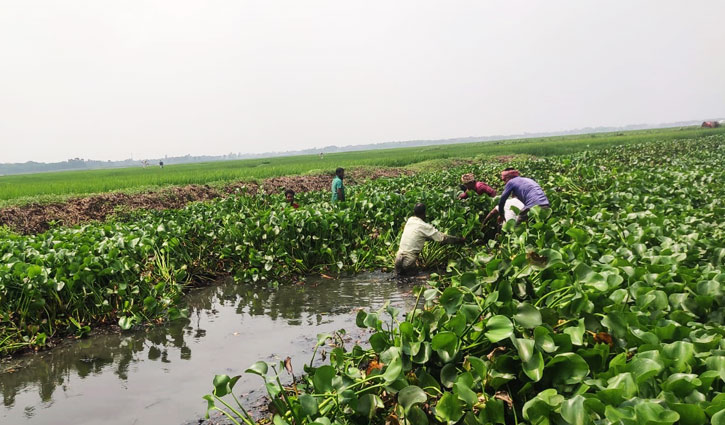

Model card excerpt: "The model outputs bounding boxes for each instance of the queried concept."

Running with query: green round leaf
[313,365,336,393]
[398,385,427,412]
[485,315,513,343]
[383,356,403,384]
[561,395,588,425]
[299,394,319,417]
[435,391,464,423]
[514,303,542,328]
[432,331,458,351]
[245,361,268,376]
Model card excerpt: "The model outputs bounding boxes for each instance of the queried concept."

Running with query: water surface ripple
[0,272,414,425]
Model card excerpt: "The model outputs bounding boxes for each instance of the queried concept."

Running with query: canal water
[0,272,416,425]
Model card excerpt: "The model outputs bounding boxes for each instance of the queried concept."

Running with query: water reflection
[0,272,412,425]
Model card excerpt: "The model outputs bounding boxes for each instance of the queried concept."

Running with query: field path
[0,168,410,234]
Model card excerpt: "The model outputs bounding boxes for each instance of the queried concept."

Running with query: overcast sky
[1,1,724,163]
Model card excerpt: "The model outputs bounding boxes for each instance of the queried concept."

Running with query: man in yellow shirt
[395,203,464,277]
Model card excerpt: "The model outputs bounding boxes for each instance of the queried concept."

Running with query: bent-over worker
[395,203,464,277]
[497,168,550,224]
[458,173,496,199]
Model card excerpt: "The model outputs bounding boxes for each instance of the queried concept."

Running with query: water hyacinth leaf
[460,272,477,289]
[266,379,282,397]
[412,342,432,364]
[466,356,487,380]
[316,333,332,346]
[514,303,542,328]
[299,394,318,417]
[485,398,505,424]
[485,315,513,343]
[523,348,545,382]
[453,382,477,408]
[512,337,535,363]
[272,414,290,425]
[604,405,635,423]
[523,389,563,424]
[423,289,439,302]
[662,341,694,372]
[446,312,467,336]
[440,363,458,388]
[712,409,725,425]
[606,372,637,398]
[118,316,133,330]
[534,326,557,353]
[706,356,725,381]
[670,403,707,425]
[355,310,367,328]
[309,418,331,425]
[313,365,335,393]
[628,356,663,383]
[383,356,403,383]
[435,391,464,424]
[567,227,589,244]
[440,287,464,315]
[432,331,457,354]
[546,353,590,386]
[561,395,589,425]
[398,385,427,412]
[245,361,268,376]
[363,312,381,330]
[417,369,441,394]
[563,318,585,346]
[601,312,628,339]
[369,332,389,353]
[338,389,356,408]
[399,321,414,338]
[212,374,231,397]
[634,401,679,425]
[202,394,215,419]
[355,394,383,420]
[407,406,430,425]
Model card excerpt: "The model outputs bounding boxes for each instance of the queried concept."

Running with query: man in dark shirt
[285,189,299,209]
[497,168,550,224]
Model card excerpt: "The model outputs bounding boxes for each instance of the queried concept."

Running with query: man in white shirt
[483,195,525,224]
[395,203,465,277]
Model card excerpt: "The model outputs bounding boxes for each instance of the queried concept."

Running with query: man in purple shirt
[498,168,550,224]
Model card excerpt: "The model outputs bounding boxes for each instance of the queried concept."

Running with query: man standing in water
[331,167,345,202]
[395,203,464,277]
[497,168,550,224]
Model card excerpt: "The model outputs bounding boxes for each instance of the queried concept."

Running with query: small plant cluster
[206,136,725,424]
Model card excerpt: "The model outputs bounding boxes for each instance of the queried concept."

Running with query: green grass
[1,126,723,205]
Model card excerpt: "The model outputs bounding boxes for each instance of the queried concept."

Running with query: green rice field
[1,126,723,205]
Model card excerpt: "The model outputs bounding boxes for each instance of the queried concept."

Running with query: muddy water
[0,272,416,425]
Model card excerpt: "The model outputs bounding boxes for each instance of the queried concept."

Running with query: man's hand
[483,208,498,225]
[497,214,505,224]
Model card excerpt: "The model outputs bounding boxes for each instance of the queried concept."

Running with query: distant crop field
[0,126,722,204]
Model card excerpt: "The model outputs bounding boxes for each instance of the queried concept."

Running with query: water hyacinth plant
[205,135,725,424]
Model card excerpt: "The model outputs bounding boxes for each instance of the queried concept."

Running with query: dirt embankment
[0,168,410,235]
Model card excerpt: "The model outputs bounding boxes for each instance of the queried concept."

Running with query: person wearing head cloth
[395,203,465,277]
[458,173,496,199]
[495,168,550,224]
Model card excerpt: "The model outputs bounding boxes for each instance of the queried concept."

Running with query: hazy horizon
[2,1,724,163]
